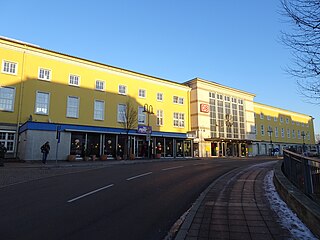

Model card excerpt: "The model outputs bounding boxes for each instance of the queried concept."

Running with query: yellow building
[0,36,192,160]
[253,102,315,155]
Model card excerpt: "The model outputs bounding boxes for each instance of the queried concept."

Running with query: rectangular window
[261,125,264,136]
[173,96,184,104]
[95,80,105,91]
[138,106,146,124]
[35,91,50,115]
[280,117,283,123]
[281,128,285,138]
[138,89,146,98]
[298,130,301,139]
[38,68,51,81]
[0,87,15,111]
[287,128,290,138]
[267,115,271,121]
[69,74,80,86]
[173,112,185,128]
[0,131,15,153]
[260,113,264,120]
[274,117,277,122]
[157,109,164,126]
[292,129,295,138]
[2,60,17,75]
[118,85,127,95]
[286,118,289,124]
[157,92,163,101]
[275,127,278,138]
[66,96,79,118]
[117,104,126,122]
[94,100,105,120]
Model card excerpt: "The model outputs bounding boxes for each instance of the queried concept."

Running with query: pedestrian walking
[0,142,7,167]
[40,141,50,164]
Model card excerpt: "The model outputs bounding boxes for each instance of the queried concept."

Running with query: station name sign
[200,104,209,113]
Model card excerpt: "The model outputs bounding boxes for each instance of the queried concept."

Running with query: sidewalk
[174,161,315,240]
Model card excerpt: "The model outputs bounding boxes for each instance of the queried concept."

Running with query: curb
[273,160,320,238]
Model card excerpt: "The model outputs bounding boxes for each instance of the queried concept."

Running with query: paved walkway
[175,162,293,240]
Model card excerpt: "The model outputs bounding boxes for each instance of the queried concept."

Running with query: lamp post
[267,128,273,156]
[301,131,306,153]
[143,104,153,159]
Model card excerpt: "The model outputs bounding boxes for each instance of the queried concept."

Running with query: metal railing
[283,150,320,203]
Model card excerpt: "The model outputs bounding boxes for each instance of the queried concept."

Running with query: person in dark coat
[40,141,50,164]
[0,142,7,167]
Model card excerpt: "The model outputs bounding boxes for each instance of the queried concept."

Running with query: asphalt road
[0,158,274,240]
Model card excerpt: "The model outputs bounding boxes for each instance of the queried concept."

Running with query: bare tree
[281,0,320,103]
[119,98,138,159]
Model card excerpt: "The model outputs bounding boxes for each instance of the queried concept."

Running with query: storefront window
[184,140,192,157]
[176,140,184,157]
[165,138,173,157]
[70,133,85,156]
[87,133,100,157]
[155,137,164,157]
[104,135,116,158]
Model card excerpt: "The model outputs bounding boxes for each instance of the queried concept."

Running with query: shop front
[206,138,252,157]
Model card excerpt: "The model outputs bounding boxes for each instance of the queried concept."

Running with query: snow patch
[264,171,317,240]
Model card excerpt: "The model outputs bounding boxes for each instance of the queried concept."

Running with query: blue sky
[2,0,319,134]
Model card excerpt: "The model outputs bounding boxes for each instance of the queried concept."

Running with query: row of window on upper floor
[0,86,186,128]
[209,92,244,105]
[257,124,311,140]
[1,60,185,105]
[255,112,309,128]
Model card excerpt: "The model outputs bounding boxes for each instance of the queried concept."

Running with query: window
[157,110,164,126]
[297,130,301,139]
[287,128,290,138]
[138,89,146,98]
[261,125,265,136]
[280,117,283,123]
[95,80,105,91]
[292,129,295,138]
[2,60,17,75]
[35,91,50,115]
[157,92,163,101]
[260,113,264,120]
[0,87,15,111]
[286,118,289,124]
[0,131,15,153]
[274,117,277,122]
[38,68,51,81]
[138,106,146,124]
[275,127,278,138]
[173,96,184,104]
[173,112,185,128]
[69,74,80,86]
[117,104,126,122]
[281,128,285,138]
[94,100,105,120]
[267,115,271,121]
[66,96,79,118]
[118,85,127,95]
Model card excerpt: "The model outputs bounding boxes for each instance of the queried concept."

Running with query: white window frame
[267,115,271,121]
[118,85,127,95]
[280,117,284,123]
[35,91,50,115]
[287,128,290,138]
[292,129,296,138]
[274,117,277,122]
[261,125,265,136]
[157,92,163,101]
[275,127,278,138]
[94,100,105,121]
[138,89,146,98]
[0,131,15,153]
[260,113,264,120]
[138,106,146,124]
[281,128,285,138]
[117,104,127,123]
[173,96,184,105]
[173,112,185,128]
[66,96,79,118]
[69,74,80,87]
[95,80,105,91]
[0,86,15,112]
[2,60,18,75]
[157,109,164,126]
[38,67,51,81]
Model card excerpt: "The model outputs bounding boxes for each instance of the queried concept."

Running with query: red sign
[200,104,209,113]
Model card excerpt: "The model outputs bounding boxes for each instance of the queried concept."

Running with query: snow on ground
[264,171,318,240]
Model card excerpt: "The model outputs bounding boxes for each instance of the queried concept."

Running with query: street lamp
[143,104,153,158]
[301,131,306,153]
[267,127,273,156]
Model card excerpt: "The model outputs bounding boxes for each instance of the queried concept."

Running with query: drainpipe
[15,46,26,158]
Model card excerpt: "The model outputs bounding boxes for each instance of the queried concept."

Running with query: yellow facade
[254,102,315,145]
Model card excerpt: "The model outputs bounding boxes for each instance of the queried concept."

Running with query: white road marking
[126,172,153,181]
[67,184,114,203]
[162,166,184,171]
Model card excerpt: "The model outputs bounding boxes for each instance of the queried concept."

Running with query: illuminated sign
[200,104,209,113]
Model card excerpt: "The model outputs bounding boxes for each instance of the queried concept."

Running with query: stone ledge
[273,160,320,238]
